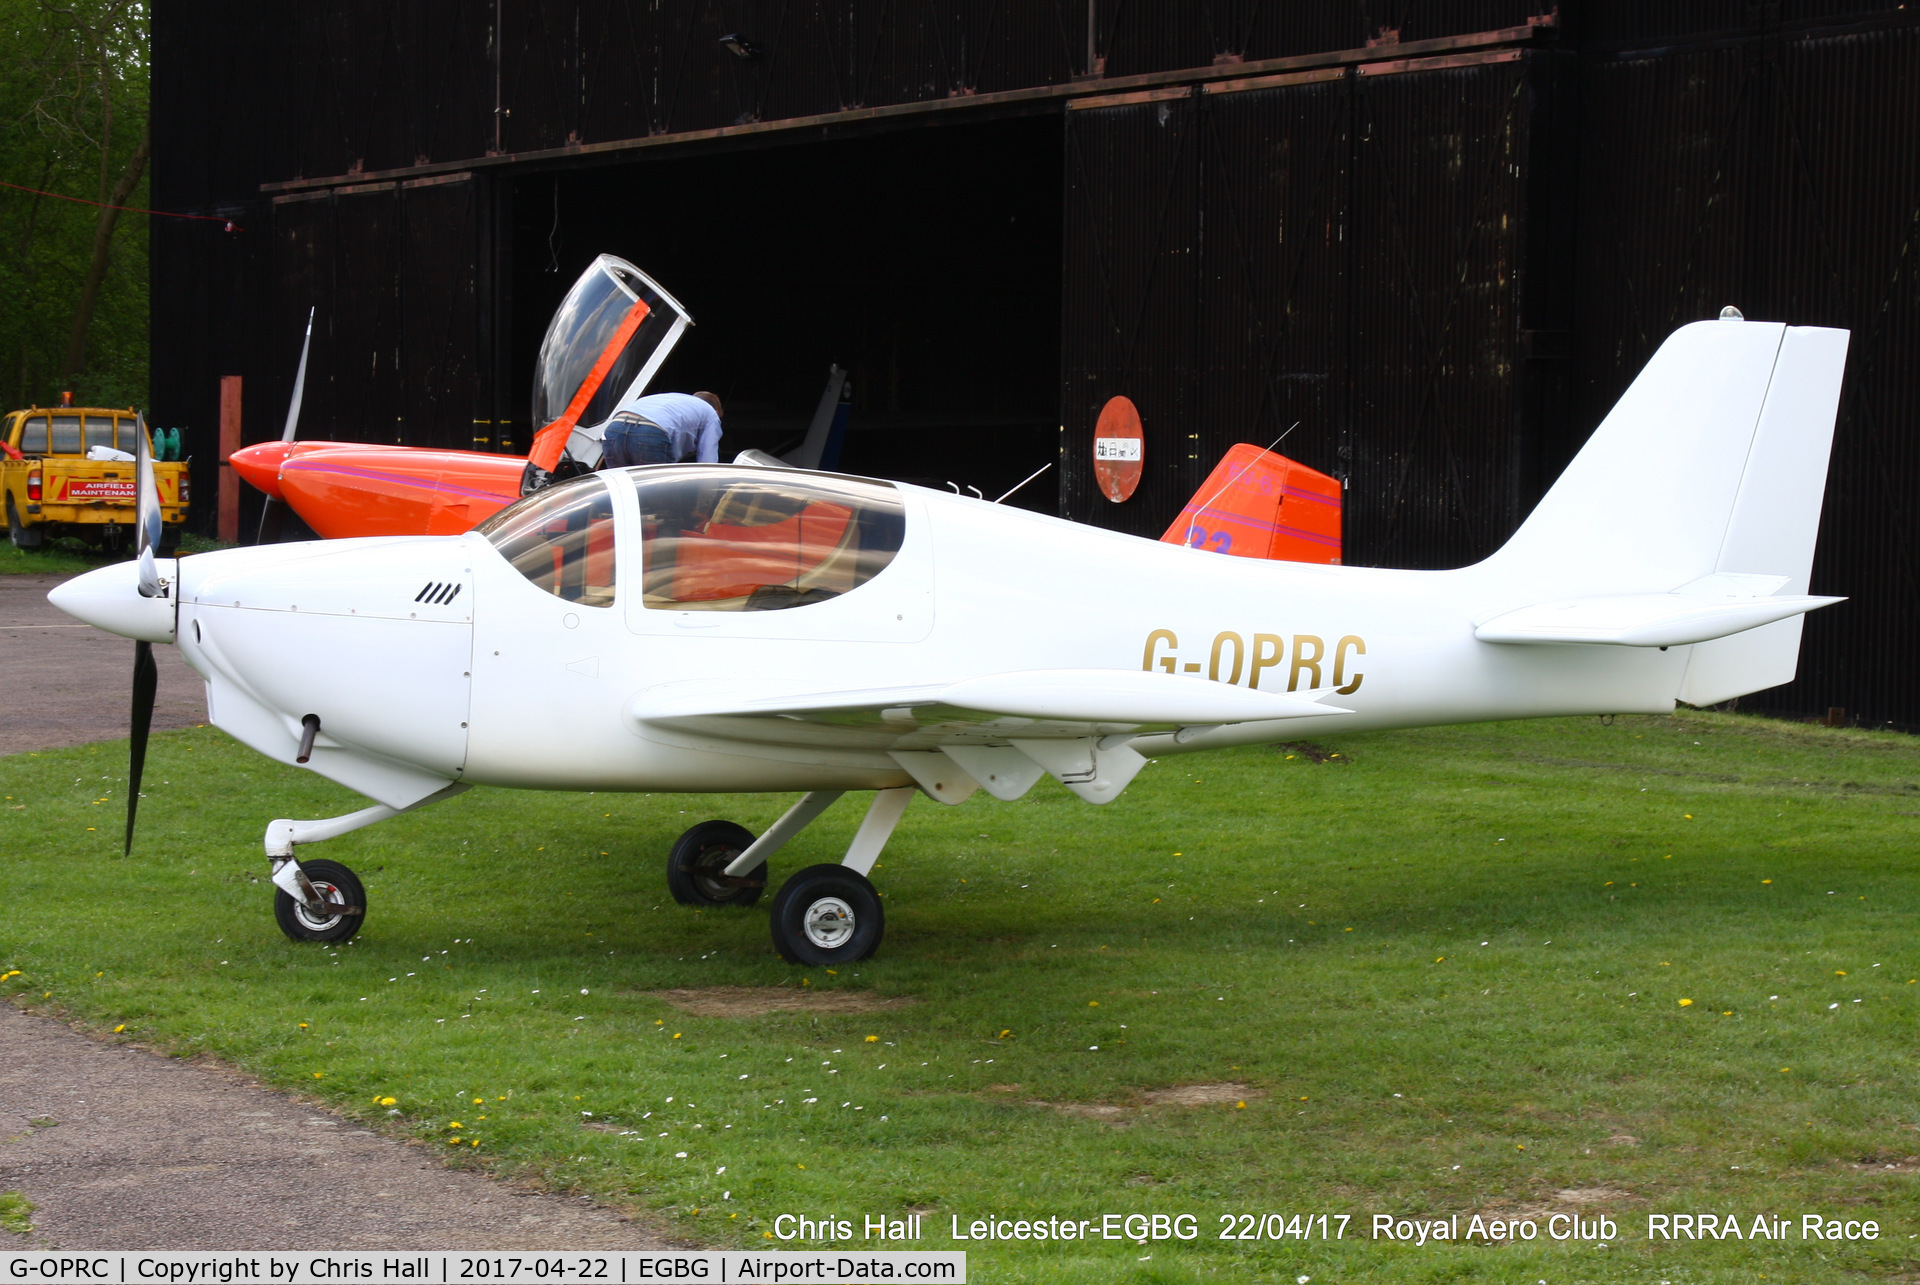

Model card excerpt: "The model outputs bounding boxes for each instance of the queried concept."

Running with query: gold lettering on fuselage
[1333,634,1366,695]
[1143,628,1365,696]
[1289,634,1324,692]
[1209,631,1245,685]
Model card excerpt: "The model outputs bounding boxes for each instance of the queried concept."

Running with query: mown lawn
[2,711,1916,1281]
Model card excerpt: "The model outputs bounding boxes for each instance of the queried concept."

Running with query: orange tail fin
[1160,444,1341,564]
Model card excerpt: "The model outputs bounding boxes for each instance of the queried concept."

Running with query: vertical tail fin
[1162,444,1343,564]
[1483,316,1849,701]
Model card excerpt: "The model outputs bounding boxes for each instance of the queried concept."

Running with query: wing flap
[634,668,1349,727]
[630,668,1351,742]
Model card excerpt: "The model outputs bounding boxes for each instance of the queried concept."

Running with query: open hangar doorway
[507,115,1063,513]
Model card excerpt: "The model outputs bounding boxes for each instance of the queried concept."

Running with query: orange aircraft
[232,254,1341,566]
[231,254,692,540]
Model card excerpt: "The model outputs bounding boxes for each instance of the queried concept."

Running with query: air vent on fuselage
[414,581,463,606]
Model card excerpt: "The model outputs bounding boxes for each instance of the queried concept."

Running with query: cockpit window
[476,474,617,606]
[632,467,905,611]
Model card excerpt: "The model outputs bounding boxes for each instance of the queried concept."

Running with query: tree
[0,0,148,409]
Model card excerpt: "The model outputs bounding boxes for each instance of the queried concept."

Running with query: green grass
[0,530,232,576]
[0,538,113,575]
[2,712,1916,1280]
[0,1191,33,1236]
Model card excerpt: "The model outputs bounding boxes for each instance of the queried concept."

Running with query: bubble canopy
[634,467,906,612]
[476,466,907,614]
[528,254,692,470]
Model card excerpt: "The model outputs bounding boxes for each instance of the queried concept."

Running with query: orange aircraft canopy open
[1161,443,1341,564]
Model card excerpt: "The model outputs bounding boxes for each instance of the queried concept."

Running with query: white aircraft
[52,312,1849,965]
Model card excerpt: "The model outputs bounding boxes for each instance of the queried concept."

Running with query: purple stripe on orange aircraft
[229,441,524,539]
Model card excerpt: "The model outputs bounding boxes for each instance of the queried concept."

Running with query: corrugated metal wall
[248,1,1571,169]
[1575,19,1920,724]
[1062,54,1549,570]
[269,179,480,451]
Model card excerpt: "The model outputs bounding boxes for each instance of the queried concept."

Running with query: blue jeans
[601,417,678,466]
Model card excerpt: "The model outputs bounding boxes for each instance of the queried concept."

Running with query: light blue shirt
[617,392,722,463]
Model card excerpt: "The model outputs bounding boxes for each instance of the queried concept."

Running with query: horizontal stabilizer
[1476,577,1842,647]
[632,668,1350,734]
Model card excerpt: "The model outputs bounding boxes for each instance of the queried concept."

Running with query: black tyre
[769,863,885,965]
[666,820,766,907]
[6,497,41,549]
[272,858,366,944]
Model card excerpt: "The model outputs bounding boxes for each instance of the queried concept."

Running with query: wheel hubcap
[293,880,345,931]
[692,846,740,899]
[802,896,856,950]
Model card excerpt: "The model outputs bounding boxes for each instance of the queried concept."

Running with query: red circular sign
[1093,395,1144,503]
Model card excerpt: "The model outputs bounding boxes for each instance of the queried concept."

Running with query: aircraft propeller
[255,306,314,544]
[125,411,166,854]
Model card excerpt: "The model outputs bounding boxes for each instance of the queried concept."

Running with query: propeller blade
[134,411,161,596]
[282,306,313,443]
[256,495,286,544]
[258,307,314,545]
[125,639,156,855]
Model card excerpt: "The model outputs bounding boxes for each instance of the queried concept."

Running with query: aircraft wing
[629,669,1351,803]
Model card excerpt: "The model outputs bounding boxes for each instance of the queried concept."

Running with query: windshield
[476,473,617,607]
[632,467,905,611]
[530,254,693,433]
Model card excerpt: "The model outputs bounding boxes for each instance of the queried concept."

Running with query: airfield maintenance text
[1,1256,964,1284]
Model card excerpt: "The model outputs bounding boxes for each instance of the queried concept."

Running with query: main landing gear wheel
[666,820,767,907]
[273,858,366,944]
[770,864,884,965]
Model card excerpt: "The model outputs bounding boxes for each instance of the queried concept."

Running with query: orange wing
[266,445,527,538]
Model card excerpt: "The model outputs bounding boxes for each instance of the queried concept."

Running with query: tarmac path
[1,571,669,1250]
[0,573,204,756]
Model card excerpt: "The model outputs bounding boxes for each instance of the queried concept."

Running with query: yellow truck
[2,405,189,550]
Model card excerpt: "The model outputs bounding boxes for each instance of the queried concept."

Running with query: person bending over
[600,391,724,467]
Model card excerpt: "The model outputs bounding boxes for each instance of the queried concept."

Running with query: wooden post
[218,375,242,543]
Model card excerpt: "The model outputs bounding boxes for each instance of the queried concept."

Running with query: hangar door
[269,175,485,451]
[1061,52,1571,572]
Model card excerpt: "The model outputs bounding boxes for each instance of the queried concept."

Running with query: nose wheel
[770,863,884,965]
[272,858,366,943]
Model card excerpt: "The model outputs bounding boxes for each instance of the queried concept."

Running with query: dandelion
[1762,879,1772,884]
[312,1072,325,1079]
[379,1097,397,1107]
[450,1122,463,1129]
[998,1030,1010,1038]
[298,1022,309,1029]
[1835,970,1847,977]
[113,1024,125,1033]
[673,1033,682,1039]
[1678,999,1693,1007]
